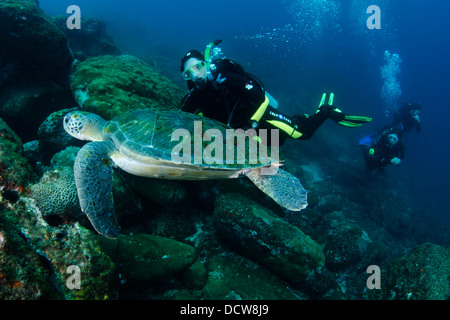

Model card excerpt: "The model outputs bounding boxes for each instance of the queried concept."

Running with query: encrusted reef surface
[71,55,186,120]
[0,0,449,300]
[214,193,325,283]
[364,243,449,300]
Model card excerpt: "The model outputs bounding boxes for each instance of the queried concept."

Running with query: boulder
[201,253,304,300]
[37,108,85,158]
[321,212,372,272]
[71,55,186,120]
[0,0,76,141]
[214,193,325,283]
[99,234,197,284]
[0,117,37,197]
[53,15,121,61]
[0,0,73,82]
[365,243,450,300]
[0,201,117,299]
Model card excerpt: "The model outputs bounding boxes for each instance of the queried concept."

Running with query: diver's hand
[391,157,401,165]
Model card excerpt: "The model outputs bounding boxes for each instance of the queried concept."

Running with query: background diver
[392,101,422,134]
[179,40,373,146]
[359,127,405,170]
[357,101,421,170]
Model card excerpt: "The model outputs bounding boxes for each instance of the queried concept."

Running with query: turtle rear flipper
[246,167,308,211]
[74,141,120,238]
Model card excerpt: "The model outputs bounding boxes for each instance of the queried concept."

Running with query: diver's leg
[260,107,304,141]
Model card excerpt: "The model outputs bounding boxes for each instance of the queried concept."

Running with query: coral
[213,193,325,283]
[1,198,117,299]
[70,55,186,119]
[0,208,52,299]
[30,166,79,217]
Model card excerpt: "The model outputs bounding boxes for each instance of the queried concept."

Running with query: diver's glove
[391,157,402,165]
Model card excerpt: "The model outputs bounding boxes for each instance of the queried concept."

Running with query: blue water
[40,0,450,223]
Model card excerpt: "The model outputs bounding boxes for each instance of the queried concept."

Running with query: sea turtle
[63,108,307,238]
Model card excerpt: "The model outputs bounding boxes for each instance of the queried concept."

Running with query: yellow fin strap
[250,95,270,122]
[252,135,263,144]
[266,120,303,139]
[317,92,335,113]
[328,92,334,105]
[318,93,326,110]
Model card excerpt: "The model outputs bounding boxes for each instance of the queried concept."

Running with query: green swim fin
[337,115,373,127]
[317,92,335,112]
[316,92,372,127]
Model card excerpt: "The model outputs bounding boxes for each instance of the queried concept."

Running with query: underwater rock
[23,140,41,171]
[365,243,450,300]
[0,208,52,299]
[0,0,76,141]
[178,259,208,290]
[37,108,85,160]
[129,176,188,207]
[30,166,80,217]
[321,212,372,272]
[201,252,305,300]
[50,146,81,169]
[0,117,37,197]
[53,16,121,61]
[0,198,117,299]
[0,0,73,83]
[98,233,196,284]
[214,193,325,283]
[70,55,186,120]
[0,80,76,142]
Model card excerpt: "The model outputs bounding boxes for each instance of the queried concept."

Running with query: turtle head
[63,111,107,141]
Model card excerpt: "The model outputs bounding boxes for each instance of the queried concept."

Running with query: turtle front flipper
[246,167,308,211]
[74,140,120,238]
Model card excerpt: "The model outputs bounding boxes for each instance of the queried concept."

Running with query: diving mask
[182,60,207,81]
[411,109,421,123]
[388,134,399,145]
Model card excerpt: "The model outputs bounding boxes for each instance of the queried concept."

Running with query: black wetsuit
[362,132,405,170]
[181,59,339,145]
[393,102,422,133]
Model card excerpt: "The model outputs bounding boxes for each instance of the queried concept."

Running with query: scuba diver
[359,127,405,170]
[392,102,422,134]
[180,40,373,146]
